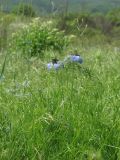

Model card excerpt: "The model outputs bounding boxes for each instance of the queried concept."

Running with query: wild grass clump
[9,18,70,57]
[0,13,15,50]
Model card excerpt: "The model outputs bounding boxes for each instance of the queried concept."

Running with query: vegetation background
[1,0,120,13]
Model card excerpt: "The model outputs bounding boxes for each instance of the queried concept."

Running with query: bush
[57,13,92,33]
[9,19,69,57]
[92,14,112,34]
[106,8,120,26]
[12,3,36,17]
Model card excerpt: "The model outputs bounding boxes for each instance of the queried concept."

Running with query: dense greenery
[0,7,120,51]
[9,19,69,57]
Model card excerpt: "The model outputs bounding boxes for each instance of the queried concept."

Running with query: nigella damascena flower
[70,55,83,64]
[54,63,61,70]
[47,61,64,70]
[47,63,53,70]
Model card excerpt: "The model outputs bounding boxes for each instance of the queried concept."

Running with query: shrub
[12,3,36,17]
[56,12,114,35]
[111,26,120,38]
[92,14,112,34]
[106,8,120,26]
[9,19,69,57]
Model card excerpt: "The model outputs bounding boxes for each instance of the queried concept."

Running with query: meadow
[0,10,120,160]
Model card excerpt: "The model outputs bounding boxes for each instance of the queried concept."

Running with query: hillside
[1,0,120,14]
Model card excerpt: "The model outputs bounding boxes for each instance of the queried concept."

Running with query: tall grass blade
[0,53,7,79]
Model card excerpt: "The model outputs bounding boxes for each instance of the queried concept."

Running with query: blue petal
[47,63,53,69]
[54,63,61,70]
[71,55,83,63]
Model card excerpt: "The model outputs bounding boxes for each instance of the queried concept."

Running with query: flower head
[47,63,53,70]
[54,63,61,70]
[70,55,83,64]
[47,60,64,70]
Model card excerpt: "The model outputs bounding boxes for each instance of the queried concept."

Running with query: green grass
[0,43,120,160]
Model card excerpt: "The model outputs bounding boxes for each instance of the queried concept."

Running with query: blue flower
[54,63,61,70]
[47,61,64,70]
[70,55,83,64]
[47,63,53,70]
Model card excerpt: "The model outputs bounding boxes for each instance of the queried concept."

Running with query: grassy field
[0,38,120,160]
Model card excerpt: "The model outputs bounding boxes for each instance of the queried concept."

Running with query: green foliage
[107,8,120,25]
[111,26,120,38]
[12,3,36,17]
[0,13,15,50]
[57,11,120,35]
[9,19,69,57]
[57,13,92,33]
